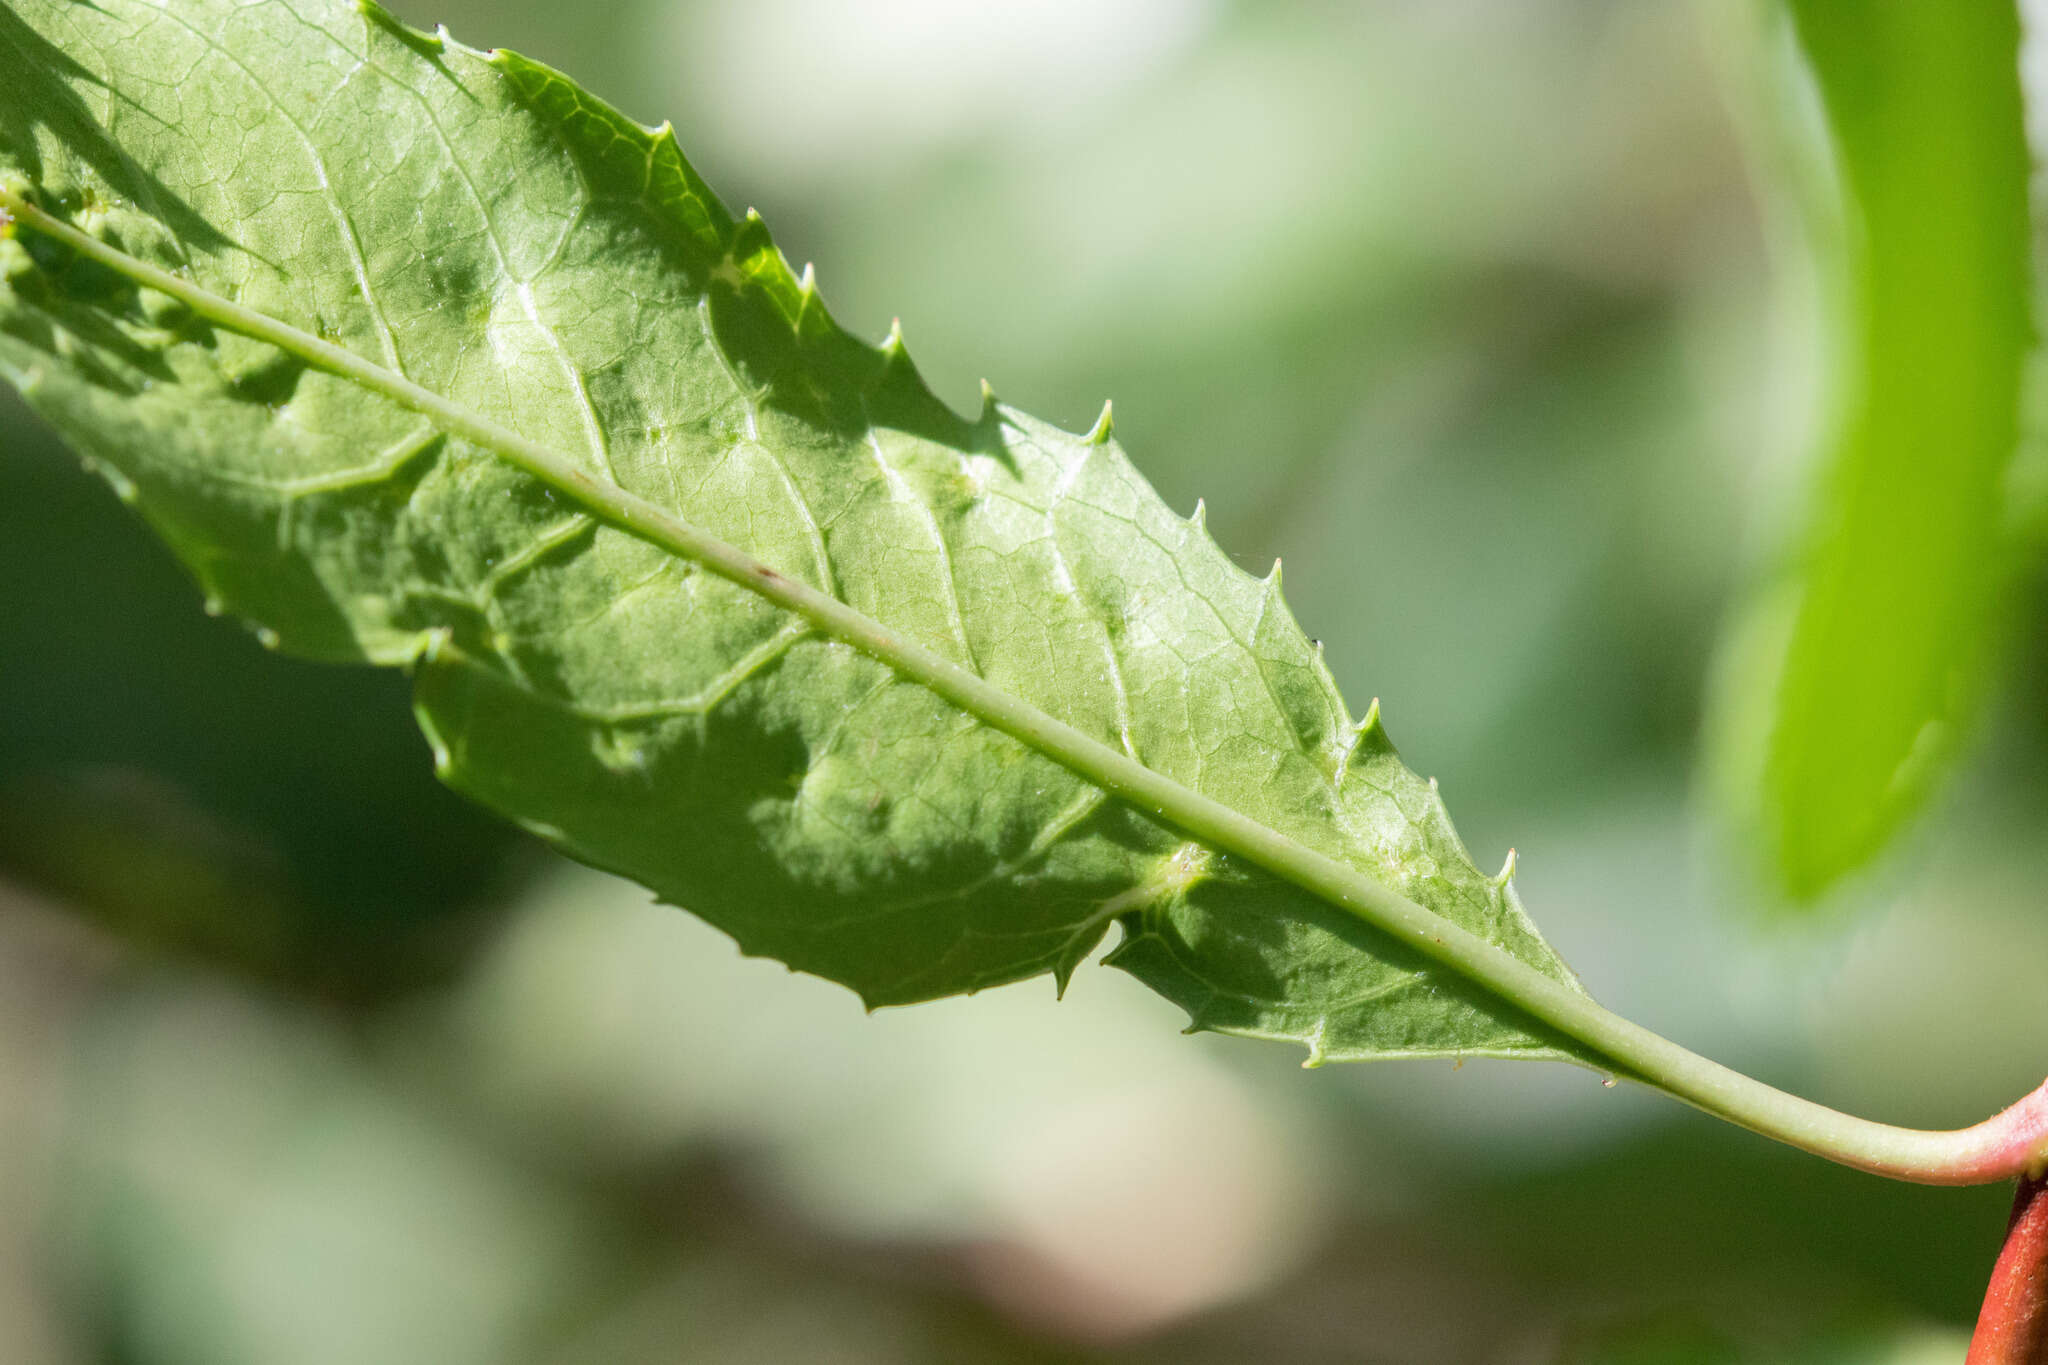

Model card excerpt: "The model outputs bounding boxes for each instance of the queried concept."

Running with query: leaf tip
[1188,497,1207,531]
[1494,847,1518,888]
[1084,399,1114,446]
[881,316,907,359]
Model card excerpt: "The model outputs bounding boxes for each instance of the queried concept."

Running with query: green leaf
[0,0,1588,1065]
[1744,0,2032,901]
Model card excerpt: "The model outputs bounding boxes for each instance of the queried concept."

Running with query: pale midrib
[5,186,2044,1188]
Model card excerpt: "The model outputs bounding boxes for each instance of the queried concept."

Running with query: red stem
[1968,1172,2048,1364]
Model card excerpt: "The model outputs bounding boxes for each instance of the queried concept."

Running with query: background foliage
[4,1,2048,1361]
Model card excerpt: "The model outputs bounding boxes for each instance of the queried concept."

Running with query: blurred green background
[5,1,2048,1361]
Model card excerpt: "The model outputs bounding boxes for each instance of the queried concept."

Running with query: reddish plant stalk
[1969,1173,2048,1364]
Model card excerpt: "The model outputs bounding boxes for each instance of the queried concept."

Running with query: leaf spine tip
[1495,847,1518,886]
[882,316,906,356]
[1336,698,1384,785]
[1084,399,1114,445]
[1265,557,1284,590]
[1189,498,1206,530]
[979,378,998,412]
[798,261,816,294]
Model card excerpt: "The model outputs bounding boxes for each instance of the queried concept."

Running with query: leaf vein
[143,1,406,373]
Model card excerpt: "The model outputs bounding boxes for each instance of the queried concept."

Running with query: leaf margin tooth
[1083,398,1114,446]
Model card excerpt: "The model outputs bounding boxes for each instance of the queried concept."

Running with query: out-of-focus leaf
[1751,0,2032,900]
[0,0,1586,1062]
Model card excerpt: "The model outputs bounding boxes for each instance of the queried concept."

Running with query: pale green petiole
[6,184,2042,1188]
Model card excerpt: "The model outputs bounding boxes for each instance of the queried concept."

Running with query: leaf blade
[0,0,1590,1064]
